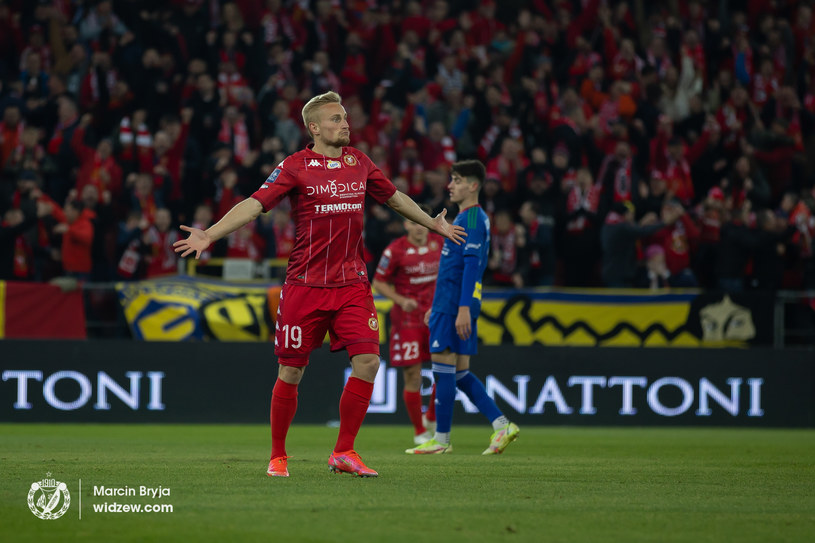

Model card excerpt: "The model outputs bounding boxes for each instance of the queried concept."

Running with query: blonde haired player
[175,91,465,477]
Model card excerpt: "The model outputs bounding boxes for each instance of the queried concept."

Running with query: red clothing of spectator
[61,208,95,274]
[9,229,32,279]
[215,184,242,221]
[662,159,694,205]
[564,0,601,49]
[232,0,263,30]
[401,13,431,41]
[532,77,560,122]
[395,156,425,198]
[650,134,694,205]
[117,116,152,164]
[789,201,814,259]
[596,152,634,203]
[697,206,723,244]
[418,134,455,171]
[19,43,51,73]
[682,43,707,86]
[490,224,518,284]
[139,122,189,202]
[753,144,799,198]
[0,119,23,167]
[132,191,157,225]
[570,50,603,85]
[716,99,749,152]
[218,71,250,106]
[71,124,123,197]
[340,52,368,100]
[260,5,304,48]
[548,102,593,136]
[226,223,262,260]
[752,73,779,107]
[468,5,505,47]
[564,183,601,233]
[143,226,180,277]
[219,48,246,74]
[580,77,608,112]
[486,153,529,195]
[13,190,65,249]
[47,114,78,156]
[218,116,250,164]
[79,69,118,111]
[609,50,644,81]
[646,214,700,275]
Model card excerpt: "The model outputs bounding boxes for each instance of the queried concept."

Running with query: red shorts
[389,325,431,367]
[274,282,380,366]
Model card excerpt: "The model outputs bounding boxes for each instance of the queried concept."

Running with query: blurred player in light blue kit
[406,160,520,455]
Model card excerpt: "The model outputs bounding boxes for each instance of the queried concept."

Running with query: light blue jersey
[430,205,490,318]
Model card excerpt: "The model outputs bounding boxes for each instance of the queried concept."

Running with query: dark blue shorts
[428,311,478,356]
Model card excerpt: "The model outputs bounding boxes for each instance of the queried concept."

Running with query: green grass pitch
[1,423,814,543]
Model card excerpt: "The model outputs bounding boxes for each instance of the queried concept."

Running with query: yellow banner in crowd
[117,278,274,341]
[117,279,772,347]
[478,296,701,346]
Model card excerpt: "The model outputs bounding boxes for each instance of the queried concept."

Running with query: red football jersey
[251,144,397,286]
[374,234,443,329]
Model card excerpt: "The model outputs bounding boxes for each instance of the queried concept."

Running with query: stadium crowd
[0,0,814,292]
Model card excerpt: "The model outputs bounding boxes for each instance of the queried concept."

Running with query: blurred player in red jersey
[372,203,442,447]
[174,91,465,478]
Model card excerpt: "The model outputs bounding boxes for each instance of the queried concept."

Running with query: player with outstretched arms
[406,160,520,455]
[174,91,465,477]
[372,203,441,447]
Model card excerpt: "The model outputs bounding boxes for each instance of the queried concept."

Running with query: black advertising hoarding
[1,341,813,426]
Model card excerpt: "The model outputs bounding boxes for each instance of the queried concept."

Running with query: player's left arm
[455,212,487,340]
[385,190,466,245]
[456,256,479,340]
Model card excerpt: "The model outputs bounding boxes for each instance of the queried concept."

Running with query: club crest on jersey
[343,154,357,166]
[327,160,341,169]
[368,317,379,331]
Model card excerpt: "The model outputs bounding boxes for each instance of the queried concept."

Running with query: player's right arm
[174,198,263,259]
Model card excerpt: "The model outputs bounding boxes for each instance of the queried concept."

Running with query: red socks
[270,379,298,459]
[334,377,373,453]
[403,389,425,434]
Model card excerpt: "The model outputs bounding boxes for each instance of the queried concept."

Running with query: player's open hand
[433,208,466,245]
[173,225,211,259]
[455,306,472,340]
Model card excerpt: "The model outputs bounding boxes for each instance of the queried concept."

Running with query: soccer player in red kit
[372,204,442,446]
[174,91,465,478]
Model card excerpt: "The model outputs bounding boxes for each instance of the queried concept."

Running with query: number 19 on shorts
[280,325,302,349]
